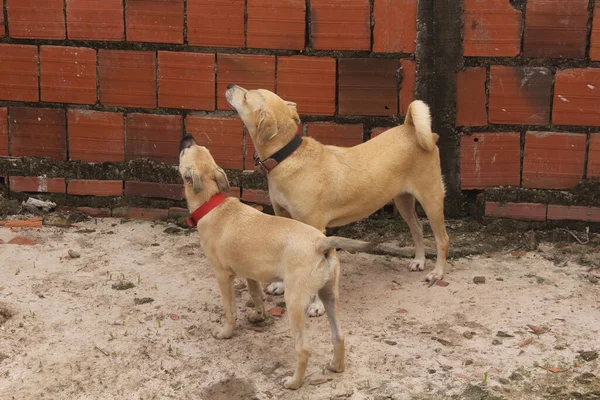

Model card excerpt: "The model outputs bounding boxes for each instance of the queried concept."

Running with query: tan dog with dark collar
[178,134,376,390]
[226,85,449,316]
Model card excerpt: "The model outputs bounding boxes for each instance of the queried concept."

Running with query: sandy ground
[1,217,599,400]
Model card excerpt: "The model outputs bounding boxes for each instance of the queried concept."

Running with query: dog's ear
[286,101,301,125]
[257,107,278,142]
[184,168,202,194]
[214,167,230,193]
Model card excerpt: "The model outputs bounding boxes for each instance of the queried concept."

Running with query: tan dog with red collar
[178,134,376,390]
[226,85,450,316]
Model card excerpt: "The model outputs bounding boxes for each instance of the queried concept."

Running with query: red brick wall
[0,0,417,214]
[460,0,600,223]
[1,0,599,224]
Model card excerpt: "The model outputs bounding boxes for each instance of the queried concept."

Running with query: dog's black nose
[227,84,235,90]
[179,134,197,153]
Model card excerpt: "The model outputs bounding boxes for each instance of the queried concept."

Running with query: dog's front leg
[213,273,236,339]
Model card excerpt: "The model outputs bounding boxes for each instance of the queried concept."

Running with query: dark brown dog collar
[253,135,303,175]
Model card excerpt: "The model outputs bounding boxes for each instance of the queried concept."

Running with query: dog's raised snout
[227,84,235,90]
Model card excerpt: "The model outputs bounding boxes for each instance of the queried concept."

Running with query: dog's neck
[255,124,299,160]
[184,185,222,215]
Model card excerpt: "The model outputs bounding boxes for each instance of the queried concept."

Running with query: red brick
[99,50,156,108]
[373,0,417,53]
[488,66,553,125]
[485,202,547,221]
[7,0,65,39]
[460,133,521,189]
[591,6,600,61]
[40,46,97,105]
[0,108,7,156]
[216,54,275,110]
[126,0,184,44]
[168,207,189,218]
[10,107,66,160]
[588,134,600,178]
[370,127,390,139]
[66,0,124,41]
[552,69,600,126]
[158,52,215,110]
[181,186,241,201]
[113,207,168,221]
[68,179,123,196]
[306,122,363,147]
[547,205,600,222]
[524,0,588,59]
[311,0,370,50]
[187,0,244,47]
[8,236,37,245]
[276,56,335,116]
[126,114,182,165]
[399,59,416,117]
[241,189,271,206]
[247,0,305,50]
[339,59,398,116]
[187,116,244,170]
[124,181,183,200]
[463,0,522,57]
[522,132,586,189]
[456,67,488,127]
[68,110,124,163]
[9,176,66,193]
[0,44,39,102]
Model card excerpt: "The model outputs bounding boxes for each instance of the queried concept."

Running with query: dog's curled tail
[404,100,439,152]
[316,236,375,254]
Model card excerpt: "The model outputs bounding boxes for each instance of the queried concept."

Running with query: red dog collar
[186,193,227,228]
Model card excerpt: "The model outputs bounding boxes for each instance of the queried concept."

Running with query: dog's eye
[243,92,247,101]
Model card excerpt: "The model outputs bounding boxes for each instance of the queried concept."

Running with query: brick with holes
[67,0,124,41]
[10,107,66,160]
[522,132,586,189]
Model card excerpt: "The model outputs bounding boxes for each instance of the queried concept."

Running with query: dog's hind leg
[281,289,310,390]
[213,273,236,339]
[394,193,426,272]
[417,185,449,282]
[265,202,291,296]
[318,252,345,373]
[247,279,266,322]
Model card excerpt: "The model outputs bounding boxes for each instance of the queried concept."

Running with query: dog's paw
[266,282,285,295]
[282,376,302,390]
[212,327,233,340]
[248,310,265,323]
[408,258,426,272]
[307,299,325,317]
[327,361,345,373]
[426,269,444,282]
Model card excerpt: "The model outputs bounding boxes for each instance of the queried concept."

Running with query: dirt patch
[0,218,599,399]
[0,303,13,326]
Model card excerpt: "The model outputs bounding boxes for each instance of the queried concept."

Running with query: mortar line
[583,132,590,179]
[122,0,127,40]
[183,0,188,45]
[369,0,374,52]
[304,0,311,51]
[585,0,596,60]
[244,0,248,48]
[63,0,67,39]
[2,0,9,37]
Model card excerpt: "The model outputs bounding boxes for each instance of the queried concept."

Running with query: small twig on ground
[94,346,109,356]
[561,227,589,245]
